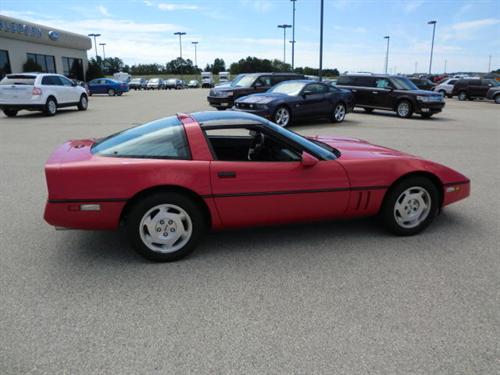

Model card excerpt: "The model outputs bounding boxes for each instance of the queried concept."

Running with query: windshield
[487,80,500,86]
[264,119,336,160]
[149,79,159,83]
[268,81,305,96]
[391,77,418,90]
[230,75,256,88]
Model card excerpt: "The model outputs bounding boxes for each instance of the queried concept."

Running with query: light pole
[87,33,101,60]
[384,36,390,74]
[277,24,292,63]
[319,0,324,81]
[290,0,297,69]
[174,32,186,59]
[192,41,198,68]
[428,20,437,74]
[99,43,106,60]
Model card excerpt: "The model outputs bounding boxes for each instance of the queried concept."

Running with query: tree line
[85,56,340,81]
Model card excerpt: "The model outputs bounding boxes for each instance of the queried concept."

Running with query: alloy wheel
[393,186,432,229]
[275,107,290,126]
[334,103,346,122]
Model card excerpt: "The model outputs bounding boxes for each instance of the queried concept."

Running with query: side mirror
[301,152,319,167]
[71,81,77,87]
[302,90,313,97]
[253,81,262,88]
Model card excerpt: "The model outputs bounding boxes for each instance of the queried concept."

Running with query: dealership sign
[0,19,43,38]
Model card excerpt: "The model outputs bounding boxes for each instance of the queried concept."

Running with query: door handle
[351,89,357,92]
[217,171,236,178]
[372,91,379,94]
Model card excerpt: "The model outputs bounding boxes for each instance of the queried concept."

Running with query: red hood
[308,135,418,161]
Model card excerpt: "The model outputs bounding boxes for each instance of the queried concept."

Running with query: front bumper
[232,106,273,119]
[415,101,445,114]
[207,96,234,109]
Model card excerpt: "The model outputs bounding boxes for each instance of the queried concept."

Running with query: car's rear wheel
[363,108,374,113]
[77,94,88,110]
[396,100,413,118]
[438,89,446,96]
[3,109,18,117]
[45,97,57,116]
[331,102,346,123]
[381,176,439,236]
[495,94,500,104]
[458,91,467,101]
[127,192,205,262]
[108,88,115,96]
[274,106,291,127]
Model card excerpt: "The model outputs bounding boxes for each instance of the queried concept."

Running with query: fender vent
[355,191,371,210]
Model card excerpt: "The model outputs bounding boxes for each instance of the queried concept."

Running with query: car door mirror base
[301,152,319,167]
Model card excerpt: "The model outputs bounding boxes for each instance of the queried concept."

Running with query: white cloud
[404,0,425,13]
[241,0,272,13]
[97,5,110,17]
[157,3,199,11]
[143,0,153,6]
[452,18,500,31]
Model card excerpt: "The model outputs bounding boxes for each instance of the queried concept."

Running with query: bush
[85,58,104,81]
[23,58,42,72]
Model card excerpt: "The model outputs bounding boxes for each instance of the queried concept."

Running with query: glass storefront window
[26,53,56,73]
[0,50,12,79]
[62,57,83,80]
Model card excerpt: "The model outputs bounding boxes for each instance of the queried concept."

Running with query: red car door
[209,159,350,228]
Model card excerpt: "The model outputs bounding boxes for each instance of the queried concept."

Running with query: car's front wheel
[77,94,88,110]
[274,106,291,127]
[3,109,18,117]
[108,89,115,96]
[45,97,57,116]
[438,89,446,97]
[381,176,439,236]
[331,102,346,123]
[494,94,500,104]
[127,192,205,262]
[458,91,467,101]
[396,100,413,118]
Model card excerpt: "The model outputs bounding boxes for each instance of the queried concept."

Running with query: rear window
[336,76,353,85]
[0,75,36,85]
[91,116,190,160]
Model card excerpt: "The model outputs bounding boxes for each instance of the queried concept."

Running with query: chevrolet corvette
[44,111,470,261]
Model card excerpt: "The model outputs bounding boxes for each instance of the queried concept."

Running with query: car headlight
[416,95,432,102]
[253,104,269,110]
[220,91,233,97]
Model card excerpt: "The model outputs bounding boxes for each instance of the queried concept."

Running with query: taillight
[32,87,42,96]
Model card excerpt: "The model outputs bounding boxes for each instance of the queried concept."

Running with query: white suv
[0,73,88,117]
[434,78,458,98]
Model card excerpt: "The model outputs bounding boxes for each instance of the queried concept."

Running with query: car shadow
[55,210,473,266]
[351,109,454,122]
[1,108,82,120]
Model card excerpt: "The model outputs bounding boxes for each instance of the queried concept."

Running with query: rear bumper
[207,96,234,108]
[44,200,126,230]
[0,104,45,111]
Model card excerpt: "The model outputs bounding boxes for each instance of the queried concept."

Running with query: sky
[1,0,499,73]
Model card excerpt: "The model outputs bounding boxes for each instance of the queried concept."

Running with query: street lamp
[428,20,437,74]
[99,43,106,60]
[277,24,292,63]
[174,32,186,59]
[192,41,198,67]
[87,33,101,59]
[290,0,297,69]
[384,36,390,74]
[318,0,324,81]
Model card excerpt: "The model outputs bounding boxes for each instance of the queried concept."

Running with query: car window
[59,76,74,86]
[268,81,306,95]
[374,78,392,89]
[41,76,63,86]
[481,80,495,86]
[449,80,457,85]
[91,116,190,160]
[1,75,36,85]
[390,77,417,90]
[305,83,328,93]
[256,76,272,87]
[354,76,375,87]
[204,125,301,162]
[336,76,352,85]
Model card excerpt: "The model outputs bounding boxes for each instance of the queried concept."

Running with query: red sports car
[44,111,470,261]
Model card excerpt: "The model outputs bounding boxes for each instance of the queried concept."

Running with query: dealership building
[0,15,92,80]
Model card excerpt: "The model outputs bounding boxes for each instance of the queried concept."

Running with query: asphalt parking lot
[1,89,499,374]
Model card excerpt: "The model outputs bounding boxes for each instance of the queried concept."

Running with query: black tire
[117,92,123,96]
[363,108,374,113]
[77,94,88,110]
[3,109,18,117]
[216,107,227,111]
[458,91,467,101]
[396,100,413,118]
[421,113,433,119]
[273,105,292,127]
[331,102,346,123]
[44,97,57,116]
[108,88,115,96]
[126,192,206,262]
[495,94,500,104]
[446,94,452,98]
[381,176,439,236]
[438,89,446,97]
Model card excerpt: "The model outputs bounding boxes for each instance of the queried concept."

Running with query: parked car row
[128,77,199,90]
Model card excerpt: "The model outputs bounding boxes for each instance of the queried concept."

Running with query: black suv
[336,74,445,118]
[452,78,498,101]
[207,72,304,110]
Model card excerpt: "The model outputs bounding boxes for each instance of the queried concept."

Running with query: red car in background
[44,111,470,261]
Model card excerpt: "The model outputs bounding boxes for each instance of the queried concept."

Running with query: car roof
[190,111,267,127]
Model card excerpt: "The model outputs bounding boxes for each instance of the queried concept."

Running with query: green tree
[85,58,104,81]
[212,58,226,74]
[23,58,42,72]
[103,57,125,74]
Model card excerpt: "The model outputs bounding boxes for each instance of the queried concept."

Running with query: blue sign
[0,19,42,38]
[48,31,59,41]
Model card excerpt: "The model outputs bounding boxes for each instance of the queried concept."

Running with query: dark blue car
[233,80,354,127]
[88,78,129,96]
